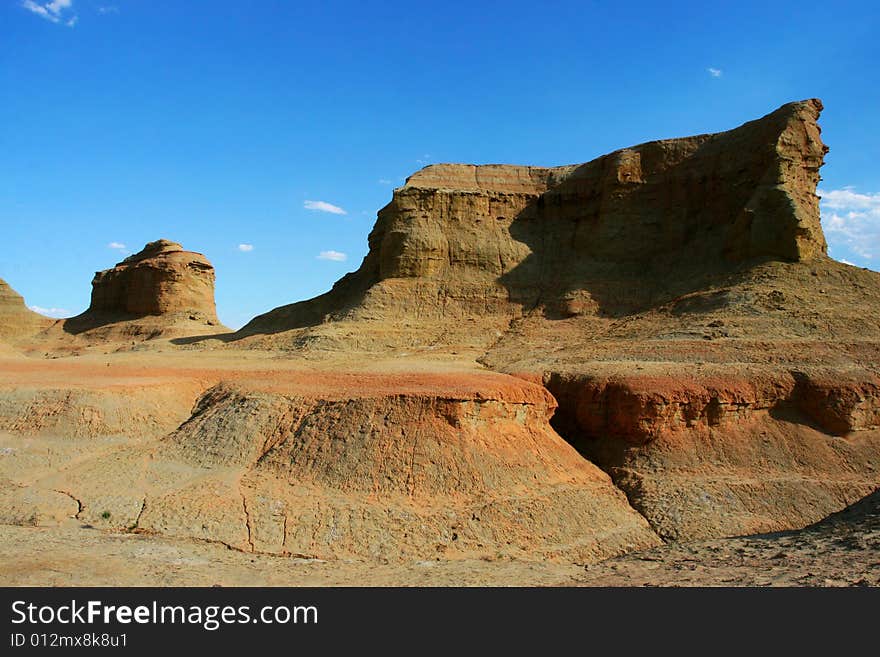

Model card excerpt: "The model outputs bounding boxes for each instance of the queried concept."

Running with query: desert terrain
[0,99,878,586]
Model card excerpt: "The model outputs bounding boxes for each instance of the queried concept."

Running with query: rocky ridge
[225,98,880,543]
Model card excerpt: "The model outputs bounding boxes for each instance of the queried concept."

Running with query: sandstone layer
[544,367,880,540]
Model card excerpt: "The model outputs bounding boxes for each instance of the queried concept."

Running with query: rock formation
[0,278,51,343]
[53,239,225,342]
[87,239,219,321]
[241,99,829,344]
[230,98,880,542]
[544,367,880,540]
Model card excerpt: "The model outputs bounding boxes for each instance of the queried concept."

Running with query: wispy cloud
[819,187,880,260]
[416,154,432,166]
[707,67,723,78]
[107,241,127,251]
[237,243,254,252]
[378,178,392,185]
[97,5,118,13]
[304,200,347,215]
[317,250,347,262]
[21,0,77,26]
[28,305,71,318]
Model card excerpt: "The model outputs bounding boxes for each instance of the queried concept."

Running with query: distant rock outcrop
[0,278,51,342]
[87,239,219,322]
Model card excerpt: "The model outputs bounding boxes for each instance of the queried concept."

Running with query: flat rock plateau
[1,99,878,586]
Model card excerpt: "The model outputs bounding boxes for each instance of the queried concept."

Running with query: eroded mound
[90,239,218,319]
[0,370,660,562]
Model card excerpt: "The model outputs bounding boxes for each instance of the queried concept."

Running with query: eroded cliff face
[378,99,827,311]
[242,99,828,340]
[88,240,218,321]
[546,370,880,443]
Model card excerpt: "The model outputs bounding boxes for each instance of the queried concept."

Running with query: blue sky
[1,1,878,328]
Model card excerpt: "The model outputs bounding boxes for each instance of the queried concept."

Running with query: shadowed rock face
[0,278,51,341]
[87,240,218,322]
[242,99,828,335]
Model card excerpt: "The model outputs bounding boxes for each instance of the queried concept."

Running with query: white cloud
[21,0,77,26]
[304,200,347,215]
[416,154,432,166]
[97,5,118,13]
[237,243,254,252]
[28,305,71,318]
[707,67,722,78]
[107,241,127,251]
[317,250,347,262]
[819,187,880,260]
[819,188,880,213]
[378,178,392,185]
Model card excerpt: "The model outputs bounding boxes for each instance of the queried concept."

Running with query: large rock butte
[53,239,225,342]
[240,99,830,346]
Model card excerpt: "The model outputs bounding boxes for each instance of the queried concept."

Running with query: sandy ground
[575,488,880,587]
[0,524,584,587]
[0,488,876,587]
